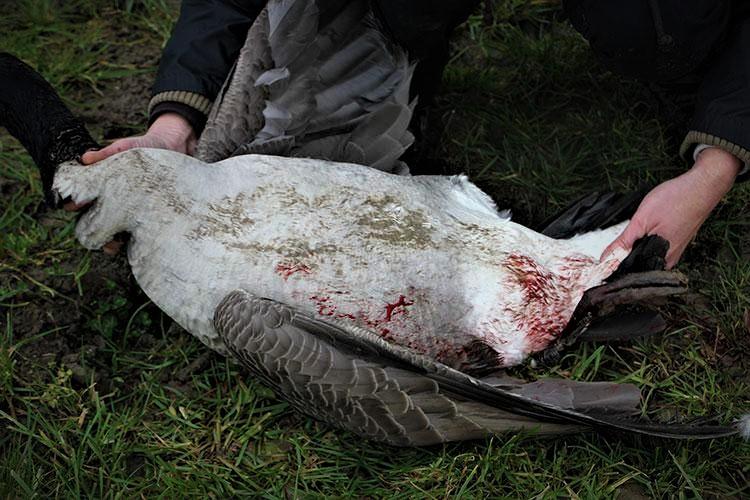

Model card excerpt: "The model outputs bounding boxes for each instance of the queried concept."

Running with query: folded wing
[196,0,414,174]
[214,290,736,446]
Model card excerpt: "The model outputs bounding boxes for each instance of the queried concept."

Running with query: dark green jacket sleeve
[149,0,266,133]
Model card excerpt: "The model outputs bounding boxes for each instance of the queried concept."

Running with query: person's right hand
[81,111,197,165]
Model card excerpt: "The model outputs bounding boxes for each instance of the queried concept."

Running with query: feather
[196,9,272,162]
[578,309,666,342]
[541,190,647,239]
[196,0,415,173]
[214,291,737,445]
[737,414,750,440]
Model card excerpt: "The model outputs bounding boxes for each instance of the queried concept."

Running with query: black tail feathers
[540,189,649,239]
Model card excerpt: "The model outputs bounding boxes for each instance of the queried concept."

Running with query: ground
[1,0,749,497]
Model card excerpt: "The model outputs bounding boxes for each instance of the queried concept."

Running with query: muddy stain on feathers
[355,194,433,248]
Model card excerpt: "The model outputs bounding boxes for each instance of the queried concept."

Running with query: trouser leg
[563,0,732,84]
[564,1,732,127]
[563,1,750,165]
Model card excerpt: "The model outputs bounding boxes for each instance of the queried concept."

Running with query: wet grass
[1,1,749,497]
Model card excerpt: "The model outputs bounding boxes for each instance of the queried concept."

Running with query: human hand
[602,147,741,269]
[66,112,196,254]
[81,112,197,165]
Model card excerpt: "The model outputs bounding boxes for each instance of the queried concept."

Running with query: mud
[77,24,162,138]
[3,249,132,381]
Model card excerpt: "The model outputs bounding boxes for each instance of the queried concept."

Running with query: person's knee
[564,0,731,82]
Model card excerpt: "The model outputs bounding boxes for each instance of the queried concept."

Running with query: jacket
[150,0,750,173]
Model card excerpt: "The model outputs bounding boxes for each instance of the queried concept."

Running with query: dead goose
[1,0,744,445]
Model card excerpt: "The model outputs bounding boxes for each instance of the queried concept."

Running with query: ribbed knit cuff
[148,91,212,117]
[680,131,750,181]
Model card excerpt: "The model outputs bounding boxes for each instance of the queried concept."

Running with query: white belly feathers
[53,148,626,371]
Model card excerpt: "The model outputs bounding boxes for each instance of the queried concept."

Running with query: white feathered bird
[0,0,742,445]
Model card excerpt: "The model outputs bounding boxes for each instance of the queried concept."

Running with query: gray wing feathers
[196,0,415,172]
[196,10,273,163]
[214,291,735,445]
[483,375,642,415]
[214,290,583,446]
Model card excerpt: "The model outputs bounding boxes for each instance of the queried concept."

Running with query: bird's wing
[540,190,648,239]
[196,0,415,173]
[214,290,736,446]
[195,7,272,163]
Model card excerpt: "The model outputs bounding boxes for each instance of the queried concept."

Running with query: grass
[1,0,748,497]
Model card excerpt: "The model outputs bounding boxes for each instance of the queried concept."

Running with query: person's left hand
[602,147,741,269]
